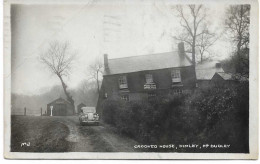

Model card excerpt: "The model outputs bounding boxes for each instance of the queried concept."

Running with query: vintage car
[79,107,99,125]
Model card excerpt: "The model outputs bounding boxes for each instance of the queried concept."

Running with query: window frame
[171,69,181,83]
[118,75,128,89]
[145,74,154,84]
[172,89,182,94]
[121,95,129,101]
[148,92,156,101]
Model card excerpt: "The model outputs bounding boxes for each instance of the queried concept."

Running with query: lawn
[11,116,71,152]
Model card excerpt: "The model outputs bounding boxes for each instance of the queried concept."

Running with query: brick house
[97,43,196,112]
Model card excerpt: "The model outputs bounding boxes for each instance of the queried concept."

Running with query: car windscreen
[81,107,96,113]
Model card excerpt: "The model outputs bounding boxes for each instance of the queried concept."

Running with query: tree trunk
[57,74,75,113]
[96,71,100,94]
[192,37,196,65]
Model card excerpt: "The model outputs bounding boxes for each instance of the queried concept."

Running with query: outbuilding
[77,103,86,114]
[211,72,237,87]
[195,61,224,88]
[47,97,74,116]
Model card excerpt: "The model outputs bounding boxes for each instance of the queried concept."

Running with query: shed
[47,97,74,116]
[196,61,224,88]
[211,72,237,87]
[77,103,86,114]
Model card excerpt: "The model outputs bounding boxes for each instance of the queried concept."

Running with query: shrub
[101,83,249,153]
[188,82,249,152]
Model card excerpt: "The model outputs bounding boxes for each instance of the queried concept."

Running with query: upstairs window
[118,76,128,89]
[171,69,181,83]
[145,74,153,84]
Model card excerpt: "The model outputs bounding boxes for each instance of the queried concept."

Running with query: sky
[11,0,234,95]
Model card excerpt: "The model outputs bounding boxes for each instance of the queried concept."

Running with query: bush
[189,82,249,152]
[102,94,191,145]
[101,83,249,153]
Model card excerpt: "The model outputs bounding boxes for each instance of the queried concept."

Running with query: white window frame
[148,92,156,98]
[145,74,153,84]
[118,76,128,89]
[173,89,182,94]
[171,69,181,83]
[121,95,129,101]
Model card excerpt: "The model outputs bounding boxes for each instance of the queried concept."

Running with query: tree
[88,58,103,93]
[225,5,250,75]
[196,28,219,63]
[174,5,216,64]
[40,41,76,111]
[75,80,99,106]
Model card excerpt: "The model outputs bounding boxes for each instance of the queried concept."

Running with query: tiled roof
[105,51,192,75]
[216,72,234,80]
[196,61,224,80]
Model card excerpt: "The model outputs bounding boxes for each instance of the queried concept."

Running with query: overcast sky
[11,0,234,95]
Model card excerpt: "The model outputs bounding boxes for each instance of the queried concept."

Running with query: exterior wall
[211,74,238,88]
[101,66,196,102]
[197,80,212,88]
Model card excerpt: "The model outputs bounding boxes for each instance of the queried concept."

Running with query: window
[121,95,129,101]
[148,93,156,97]
[171,69,181,83]
[145,74,153,84]
[148,93,156,101]
[172,89,182,94]
[118,76,128,89]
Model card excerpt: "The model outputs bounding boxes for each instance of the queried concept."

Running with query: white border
[3,0,259,159]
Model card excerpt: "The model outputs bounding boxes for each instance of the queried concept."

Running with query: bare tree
[196,28,220,63]
[40,41,76,111]
[88,59,103,93]
[174,5,215,64]
[225,5,250,74]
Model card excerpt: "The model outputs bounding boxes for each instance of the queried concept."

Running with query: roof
[215,72,249,81]
[48,97,71,105]
[216,72,233,80]
[105,51,192,75]
[196,61,224,80]
[77,103,86,106]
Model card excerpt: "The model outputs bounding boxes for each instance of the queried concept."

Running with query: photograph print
[4,0,258,159]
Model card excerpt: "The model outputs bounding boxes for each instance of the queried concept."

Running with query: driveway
[11,116,139,152]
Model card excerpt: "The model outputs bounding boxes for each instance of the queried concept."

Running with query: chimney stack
[215,63,221,68]
[178,42,185,59]
[104,54,109,74]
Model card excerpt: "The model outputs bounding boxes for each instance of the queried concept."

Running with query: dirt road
[11,116,139,152]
